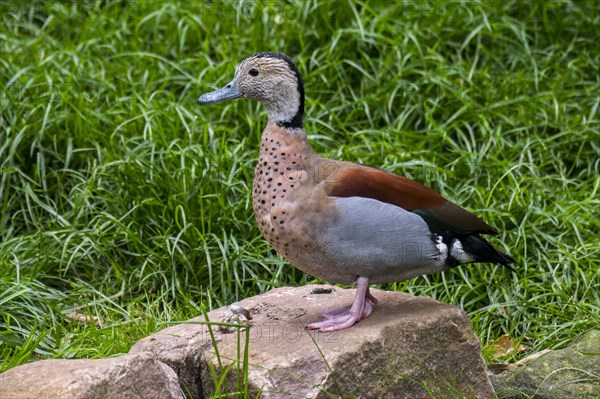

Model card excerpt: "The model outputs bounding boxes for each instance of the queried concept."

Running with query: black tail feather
[459,234,515,272]
[440,231,516,273]
[459,233,516,272]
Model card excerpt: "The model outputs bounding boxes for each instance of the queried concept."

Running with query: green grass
[1,0,598,388]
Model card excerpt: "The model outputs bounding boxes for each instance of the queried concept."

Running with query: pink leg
[321,282,378,319]
[307,277,373,332]
[322,299,373,320]
[321,306,351,319]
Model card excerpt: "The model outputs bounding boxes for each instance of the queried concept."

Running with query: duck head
[198,52,304,129]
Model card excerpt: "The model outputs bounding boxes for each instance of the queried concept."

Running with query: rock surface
[0,351,184,399]
[490,329,600,399]
[132,285,494,398]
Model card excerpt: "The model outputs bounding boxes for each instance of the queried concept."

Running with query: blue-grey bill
[198,80,243,104]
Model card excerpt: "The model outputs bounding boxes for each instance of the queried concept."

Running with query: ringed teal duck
[198,52,514,332]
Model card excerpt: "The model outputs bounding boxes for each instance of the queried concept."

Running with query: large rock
[131,285,494,398]
[491,330,600,399]
[0,351,184,399]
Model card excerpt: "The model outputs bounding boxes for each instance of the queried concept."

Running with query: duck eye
[248,68,259,77]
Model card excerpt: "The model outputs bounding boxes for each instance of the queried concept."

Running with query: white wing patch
[450,240,476,263]
[435,235,448,261]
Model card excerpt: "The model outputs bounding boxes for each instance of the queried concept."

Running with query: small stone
[218,312,251,333]
[229,303,252,319]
